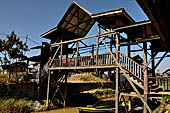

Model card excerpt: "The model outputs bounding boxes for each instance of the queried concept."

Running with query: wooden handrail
[118,51,144,81]
[118,51,143,67]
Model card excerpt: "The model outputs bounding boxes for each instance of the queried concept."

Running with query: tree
[0,31,28,76]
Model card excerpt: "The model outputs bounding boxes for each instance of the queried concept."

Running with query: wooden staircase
[118,51,161,92]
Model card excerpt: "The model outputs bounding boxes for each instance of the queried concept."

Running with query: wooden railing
[119,52,144,81]
[156,77,170,91]
[51,53,116,68]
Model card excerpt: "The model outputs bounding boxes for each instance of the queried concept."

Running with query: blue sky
[0,0,169,72]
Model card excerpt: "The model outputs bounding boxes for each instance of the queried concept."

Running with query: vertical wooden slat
[167,79,168,91]
[163,79,166,91]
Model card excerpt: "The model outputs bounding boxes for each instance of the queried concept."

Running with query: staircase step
[150,87,162,93]
[129,76,144,89]
[149,84,159,89]
[148,81,154,85]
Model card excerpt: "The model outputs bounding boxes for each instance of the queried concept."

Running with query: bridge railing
[51,53,116,68]
[156,76,170,91]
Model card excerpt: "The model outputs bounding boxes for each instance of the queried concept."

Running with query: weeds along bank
[0,98,33,113]
[0,74,46,112]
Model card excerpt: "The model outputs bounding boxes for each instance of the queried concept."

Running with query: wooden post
[64,73,67,107]
[96,24,100,65]
[115,32,120,113]
[26,60,29,76]
[76,41,79,66]
[151,44,156,86]
[110,34,113,65]
[110,34,113,52]
[46,70,51,108]
[143,42,148,113]
[128,97,131,112]
[128,39,130,57]
[77,41,79,57]
[66,53,68,66]
[92,44,94,55]
[60,39,63,66]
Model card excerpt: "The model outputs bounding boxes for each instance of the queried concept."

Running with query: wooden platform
[120,91,170,98]
[49,65,118,71]
[149,91,170,95]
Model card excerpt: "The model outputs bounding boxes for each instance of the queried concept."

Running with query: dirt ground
[34,107,79,113]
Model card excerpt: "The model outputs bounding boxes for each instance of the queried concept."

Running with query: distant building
[162,69,170,77]
[1,62,27,74]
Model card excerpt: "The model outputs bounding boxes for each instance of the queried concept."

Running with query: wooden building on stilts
[39,1,170,113]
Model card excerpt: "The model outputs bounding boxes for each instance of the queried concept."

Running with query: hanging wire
[0,32,41,45]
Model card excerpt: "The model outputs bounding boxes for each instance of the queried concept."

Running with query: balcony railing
[51,53,116,68]
[156,76,170,91]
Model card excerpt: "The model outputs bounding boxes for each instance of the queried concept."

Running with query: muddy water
[36,107,79,113]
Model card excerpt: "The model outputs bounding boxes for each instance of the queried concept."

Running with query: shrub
[0,74,9,84]
[0,98,33,113]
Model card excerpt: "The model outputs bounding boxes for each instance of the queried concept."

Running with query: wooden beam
[72,50,76,58]
[154,52,168,69]
[130,48,151,52]
[100,37,153,113]
[143,51,158,70]
[143,42,148,113]
[49,46,60,67]
[64,73,68,107]
[46,70,51,108]
[137,44,151,56]
[71,42,76,48]
[80,40,88,47]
